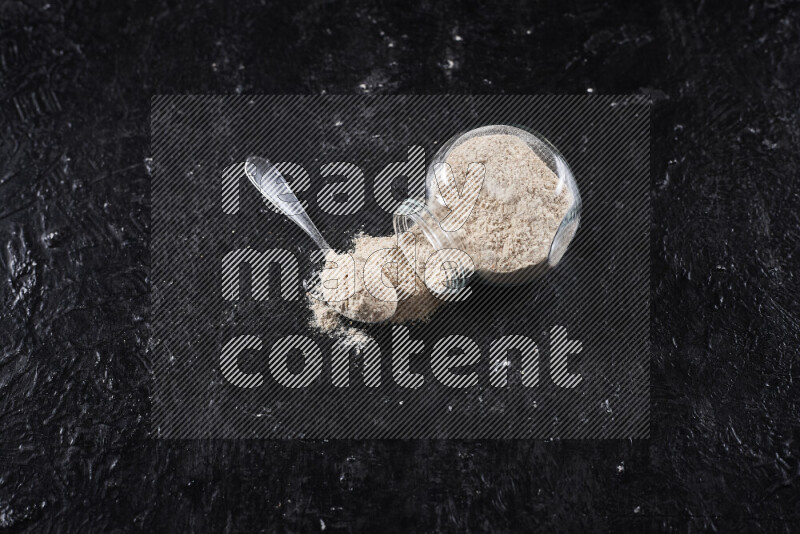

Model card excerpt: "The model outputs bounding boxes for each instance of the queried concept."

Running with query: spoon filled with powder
[244,157,396,324]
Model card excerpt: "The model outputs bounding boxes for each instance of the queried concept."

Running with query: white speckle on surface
[320,518,326,531]
[633,506,642,514]
[0,504,13,528]
[617,462,625,473]
[491,358,511,374]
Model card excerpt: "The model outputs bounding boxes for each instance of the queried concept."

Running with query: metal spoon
[244,156,396,324]
[244,156,331,250]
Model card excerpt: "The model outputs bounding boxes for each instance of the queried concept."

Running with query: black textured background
[1,0,798,531]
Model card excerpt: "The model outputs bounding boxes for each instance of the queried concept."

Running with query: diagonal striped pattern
[373,146,426,213]
[151,95,649,439]
[489,335,540,388]
[318,162,366,215]
[221,248,299,301]
[331,336,382,388]
[222,161,311,215]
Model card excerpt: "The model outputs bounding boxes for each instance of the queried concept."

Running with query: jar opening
[394,199,447,250]
[393,198,471,290]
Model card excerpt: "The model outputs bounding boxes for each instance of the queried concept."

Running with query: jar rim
[393,198,472,290]
[396,124,582,286]
[393,198,455,250]
[433,124,582,270]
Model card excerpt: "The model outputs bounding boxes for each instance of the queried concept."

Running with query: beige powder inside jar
[443,134,572,274]
[308,132,575,335]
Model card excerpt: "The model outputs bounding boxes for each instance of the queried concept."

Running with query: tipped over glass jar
[393,124,581,288]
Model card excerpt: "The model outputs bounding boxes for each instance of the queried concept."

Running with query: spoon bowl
[245,156,392,324]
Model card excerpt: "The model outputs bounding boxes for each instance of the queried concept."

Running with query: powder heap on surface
[390,227,443,324]
[443,134,572,274]
[308,232,443,334]
[309,234,398,327]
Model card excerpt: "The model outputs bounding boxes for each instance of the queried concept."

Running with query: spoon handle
[245,156,332,251]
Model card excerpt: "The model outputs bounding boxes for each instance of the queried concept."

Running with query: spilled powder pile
[391,227,444,324]
[309,132,573,334]
[308,232,443,335]
[310,234,398,327]
[443,134,572,274]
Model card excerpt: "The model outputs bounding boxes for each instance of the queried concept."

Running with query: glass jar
[393,124,581,288]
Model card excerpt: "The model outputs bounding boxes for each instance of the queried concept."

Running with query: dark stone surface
[1,0,798,531]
